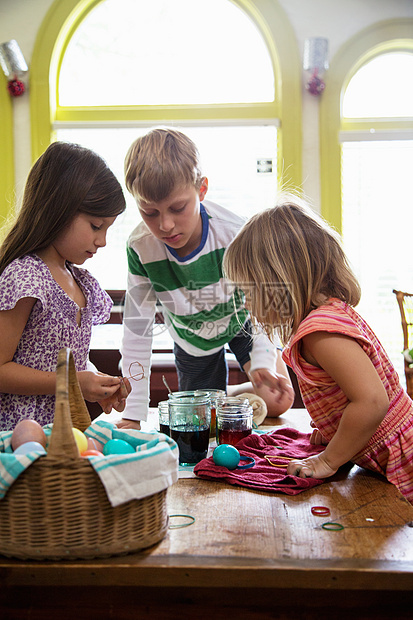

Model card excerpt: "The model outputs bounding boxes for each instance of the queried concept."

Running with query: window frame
[29,0,302,191]
[320,18,413,233]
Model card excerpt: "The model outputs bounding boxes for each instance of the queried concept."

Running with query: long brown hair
[223,195,361,345]
[0,141,125,274]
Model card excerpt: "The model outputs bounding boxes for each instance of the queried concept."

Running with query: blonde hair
[223,195,361,345]
[124,127,203,203]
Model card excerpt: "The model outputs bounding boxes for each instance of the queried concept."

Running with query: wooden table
[1,409,413,619]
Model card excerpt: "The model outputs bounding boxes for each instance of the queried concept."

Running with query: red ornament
[7,78,25,97]
[306,70,325,96]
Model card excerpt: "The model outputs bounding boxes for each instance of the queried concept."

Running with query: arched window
[30,0,301,290]
[58,0,275,107]
[320,20,413,382]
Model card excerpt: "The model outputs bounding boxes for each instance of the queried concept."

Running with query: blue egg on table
[103,438,135,455]
[13,441,47,456]
[213,444,240,469]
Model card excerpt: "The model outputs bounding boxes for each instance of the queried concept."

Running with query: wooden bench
[1,408,412,619]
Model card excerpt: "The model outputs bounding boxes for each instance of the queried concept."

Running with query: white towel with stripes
[0,420,179,507]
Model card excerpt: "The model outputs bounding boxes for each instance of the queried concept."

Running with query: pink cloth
[194,428,325,494]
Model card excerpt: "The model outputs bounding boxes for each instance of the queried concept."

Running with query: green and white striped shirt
[121,200,277,420]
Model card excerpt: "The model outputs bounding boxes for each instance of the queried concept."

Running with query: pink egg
[11,419,47,451]
[87,437,104,452]
[81,449,104,458]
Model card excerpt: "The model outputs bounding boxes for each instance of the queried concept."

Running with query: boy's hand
[77,370,122,403]
[248,367,295,417]
[287,453,337,479]
[249,368,294,400]
[98,377,132,414]
[115,418,141,430]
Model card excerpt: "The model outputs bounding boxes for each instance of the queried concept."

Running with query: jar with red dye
[216,397,253,446]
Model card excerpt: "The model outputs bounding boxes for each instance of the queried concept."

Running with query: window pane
[56,125,277,289]
[342,140,413,381]
[343,53,413,118]
[59,0,274,106]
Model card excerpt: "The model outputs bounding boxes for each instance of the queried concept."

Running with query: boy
[118,128,294,428]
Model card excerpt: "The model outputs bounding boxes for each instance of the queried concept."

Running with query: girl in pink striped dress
[223,196,413,503]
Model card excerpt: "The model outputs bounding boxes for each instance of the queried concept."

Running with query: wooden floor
[1,409,413,619]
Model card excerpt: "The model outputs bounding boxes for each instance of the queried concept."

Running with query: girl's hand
[77,370,122,403]
[287,453,338,479]
[98,377,132,414]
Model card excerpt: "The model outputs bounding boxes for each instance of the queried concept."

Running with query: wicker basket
[0,348,169,560]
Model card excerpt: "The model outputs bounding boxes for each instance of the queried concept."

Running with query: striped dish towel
[84,420,179,506]
[0,427,52,500]
[0,421,179,507]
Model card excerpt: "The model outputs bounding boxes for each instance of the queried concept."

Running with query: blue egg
[103,438,135,455]
[14,441,47,456]
[213,444,240,469]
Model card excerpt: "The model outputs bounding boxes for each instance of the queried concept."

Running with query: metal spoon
[162,375,172,394]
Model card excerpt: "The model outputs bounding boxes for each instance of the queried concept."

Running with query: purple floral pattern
[0,254,112,430]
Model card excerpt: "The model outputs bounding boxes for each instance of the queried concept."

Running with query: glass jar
[158,400,170,436]
[168,390,210,400]
[216,397,253,446]
[168,394,211,465]
[202,389,226,435]
[168,389,224,435]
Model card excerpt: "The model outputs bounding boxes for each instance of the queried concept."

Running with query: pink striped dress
[282,298,413,503]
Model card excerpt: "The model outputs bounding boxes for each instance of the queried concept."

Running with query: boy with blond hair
[118,128,294,428]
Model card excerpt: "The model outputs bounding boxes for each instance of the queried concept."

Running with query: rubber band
[321,521,344,531]
[311,506,331,517]
[264,455,291,468]
[237,456,255,469]
[168,514,196,529]
[124,361,145,382]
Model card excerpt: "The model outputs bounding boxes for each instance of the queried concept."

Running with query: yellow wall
[0,72,14,223]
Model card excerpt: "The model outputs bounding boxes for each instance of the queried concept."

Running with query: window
[52,0,282,290]
[343,52,413,118]
[58,0,274,106]
[56,125,278,289]
[340,49,413,382]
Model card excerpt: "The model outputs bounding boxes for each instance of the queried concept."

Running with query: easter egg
[213,444,240,469]
[103,438,135,455]
[81,449,104,458]
[11,419,47,451]
[72,428,88,454]
[87,437,104,452]
[13,441,47,456]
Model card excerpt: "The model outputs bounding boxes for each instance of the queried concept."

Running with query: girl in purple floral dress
[0,142,131,430]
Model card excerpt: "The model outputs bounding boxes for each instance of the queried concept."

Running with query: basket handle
[46,348,83,460]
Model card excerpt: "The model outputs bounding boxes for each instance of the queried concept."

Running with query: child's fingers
[113,398,126,412]
[120,377,132,396]
[287,459,313,478]
[100,384,122,399]
[99,375,122,387]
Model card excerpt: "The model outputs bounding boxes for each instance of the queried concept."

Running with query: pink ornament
[7,78,25,97]
[306,71,325,96]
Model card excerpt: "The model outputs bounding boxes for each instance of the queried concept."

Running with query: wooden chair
[393,289,413,398]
